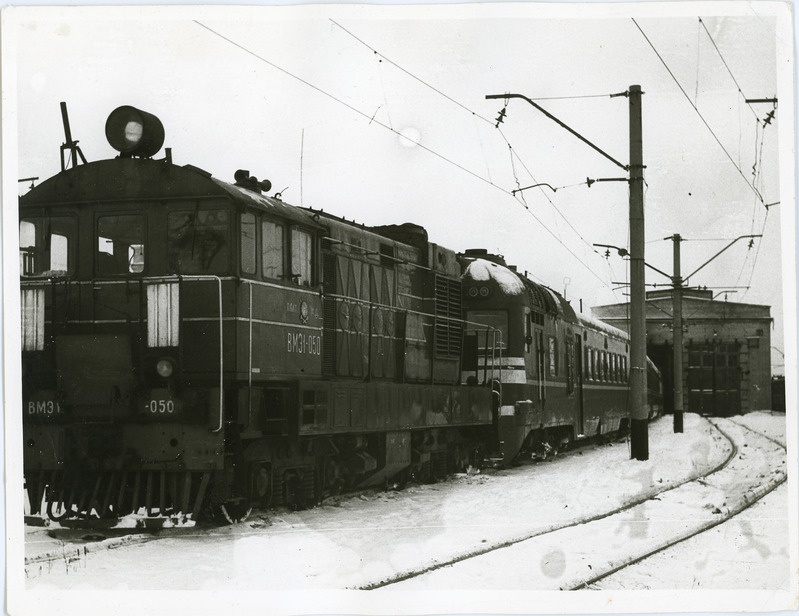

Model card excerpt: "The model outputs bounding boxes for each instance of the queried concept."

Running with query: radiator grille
[322,253,336,375]
[434,275,463,358]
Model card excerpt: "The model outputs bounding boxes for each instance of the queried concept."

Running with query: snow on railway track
[374,417,787,590]
[23,413,787,593]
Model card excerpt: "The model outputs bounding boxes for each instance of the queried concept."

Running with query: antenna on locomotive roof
[59,102,88,172]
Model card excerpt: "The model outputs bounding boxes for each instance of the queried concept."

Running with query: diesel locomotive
[20,105,658,524]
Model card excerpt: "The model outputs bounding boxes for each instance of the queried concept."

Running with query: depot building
[592,288,772,416]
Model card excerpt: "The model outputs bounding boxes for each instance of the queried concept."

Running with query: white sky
[3,2,794,372]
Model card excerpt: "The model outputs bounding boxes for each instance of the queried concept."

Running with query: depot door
[687,343,741,416]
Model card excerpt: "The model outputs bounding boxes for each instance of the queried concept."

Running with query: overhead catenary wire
[632,18,767,207]
[330,17,613,256]
[741,210,769,300]
[194,20,612,289]
[698,17,760,120]
[193,21,505,193]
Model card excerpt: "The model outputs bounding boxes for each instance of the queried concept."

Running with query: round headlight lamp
[105,105,165,158]
[156,358,174,378]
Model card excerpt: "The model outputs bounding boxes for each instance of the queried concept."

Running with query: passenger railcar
[460,250,634,462]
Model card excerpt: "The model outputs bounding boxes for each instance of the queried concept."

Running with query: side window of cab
[261,218,285,281]
[290,227,313,287]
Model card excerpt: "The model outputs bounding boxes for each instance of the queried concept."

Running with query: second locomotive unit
[21,104,659,523]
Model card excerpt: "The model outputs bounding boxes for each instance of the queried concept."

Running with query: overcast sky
[4,2,794,372]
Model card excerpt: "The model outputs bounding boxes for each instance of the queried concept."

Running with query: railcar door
[575,333,584,436]
[536,330,545,406]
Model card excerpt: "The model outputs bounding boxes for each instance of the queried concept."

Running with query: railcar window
[549,337,558,376]
[262,219,284,280]
[240,212,257,274]
[291,227,313,286]
[167,208,229,274]
[19,216,75,277]
[97,215,145,275]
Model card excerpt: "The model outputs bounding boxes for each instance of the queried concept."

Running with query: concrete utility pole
[628,85,648,461]
[486,85,649,460]
[670,234,684,433]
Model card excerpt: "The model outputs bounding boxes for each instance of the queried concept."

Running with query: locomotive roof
[464,258,526,295]
[19,158,323,230]
[463,257,580,323]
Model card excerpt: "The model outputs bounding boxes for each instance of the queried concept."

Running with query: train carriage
[460,250,634,462]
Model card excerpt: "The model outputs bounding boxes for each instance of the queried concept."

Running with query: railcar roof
[578,311,630,341]
[464,258,526,295]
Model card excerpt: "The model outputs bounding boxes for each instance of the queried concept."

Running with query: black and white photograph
[3,2,796,614]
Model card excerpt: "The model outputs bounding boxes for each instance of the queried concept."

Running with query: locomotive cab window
[240,212,257,275]
[262,219,285,280]
[168,208,230,274]
[290,227,313,286]
[19,216,76,277]
[97,214,145,275]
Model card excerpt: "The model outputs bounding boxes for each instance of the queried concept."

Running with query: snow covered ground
[596,413,792,592]
[14,412,795,615]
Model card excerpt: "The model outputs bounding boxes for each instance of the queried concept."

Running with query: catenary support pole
[671,234,684,433]
[628,85,649,460]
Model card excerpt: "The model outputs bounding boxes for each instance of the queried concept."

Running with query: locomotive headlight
[479,287,490,297]
[105,105,165,158]
[123,121,144,147]
[156,358,174,378]
[468,287,478,297]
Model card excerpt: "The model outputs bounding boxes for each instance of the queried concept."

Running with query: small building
[592,288,772,416]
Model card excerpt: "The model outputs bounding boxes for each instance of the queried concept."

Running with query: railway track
[570,419,787,589]
[27,415,783,590]
[360,416,785,590]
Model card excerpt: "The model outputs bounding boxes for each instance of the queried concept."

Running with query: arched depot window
[291,227,313,286]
